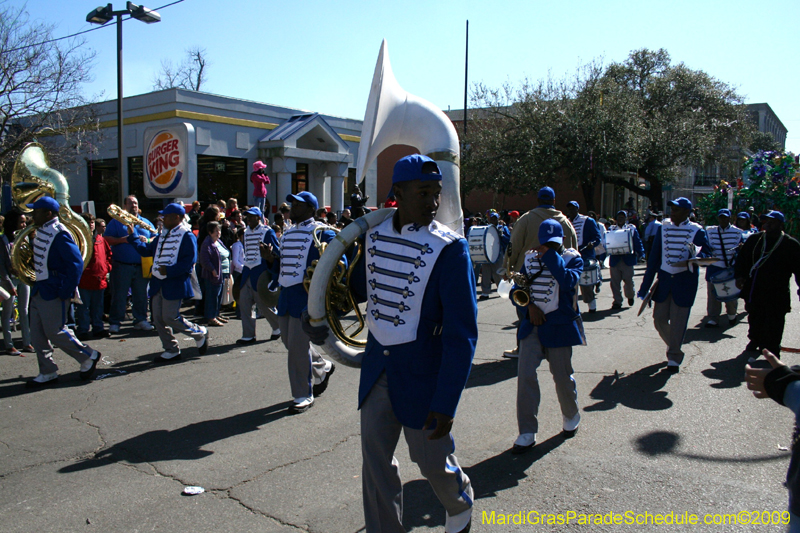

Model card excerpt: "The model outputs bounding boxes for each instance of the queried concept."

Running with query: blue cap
[538,219,563,245]
[243,206,263,217]
[538,187,555,200]
[736,211,750,219]
[616,210,628,218]
[568,201,580,209]
[717,209,731,218]
[392,154,442,185]
[667,197,693,210]
[286,191,319,210]
[760,210,785,223]
[158,203,186,216]
[26,196,59,212]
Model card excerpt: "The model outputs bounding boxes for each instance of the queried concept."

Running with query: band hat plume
[538,219,564,245]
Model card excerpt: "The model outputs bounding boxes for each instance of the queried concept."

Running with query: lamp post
[86,2,161,206]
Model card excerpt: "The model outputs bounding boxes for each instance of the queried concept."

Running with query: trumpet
[508,272,534,307]
[107,204,157,233]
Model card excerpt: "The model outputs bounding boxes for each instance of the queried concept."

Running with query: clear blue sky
[14,0,800,154]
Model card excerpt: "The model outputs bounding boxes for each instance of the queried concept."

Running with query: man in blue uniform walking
[305,154,476,533]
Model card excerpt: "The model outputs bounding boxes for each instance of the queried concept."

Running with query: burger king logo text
[146,131,183,194]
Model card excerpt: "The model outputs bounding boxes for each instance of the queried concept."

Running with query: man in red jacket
[76,212,112,340]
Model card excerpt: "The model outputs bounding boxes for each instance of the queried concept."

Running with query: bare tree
[0,2,98,175]
[152,46,209,91]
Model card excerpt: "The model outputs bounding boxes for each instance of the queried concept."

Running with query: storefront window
[197,155,247,208]
[292,163,308,194]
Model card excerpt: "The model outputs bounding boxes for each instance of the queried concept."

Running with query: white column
[272,157,295,208]
[328,162,348,213]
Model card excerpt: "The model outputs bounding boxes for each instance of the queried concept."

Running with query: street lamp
[86,2,161,206]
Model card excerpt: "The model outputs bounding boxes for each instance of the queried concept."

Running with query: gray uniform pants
[517,330,579,437]
[653,294,692,364]
[276,314,329,399]
[479,255,503,295]
[579,284,595,304]
[361,373,473,533]
[610,262,635,304]
[706,281,737,321]
[30,294,94,375]
[152,292,205,352]
[239,277,279,339]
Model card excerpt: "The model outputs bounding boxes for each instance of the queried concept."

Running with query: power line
[4,0,185,54]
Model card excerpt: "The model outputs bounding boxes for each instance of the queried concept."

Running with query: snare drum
[709,267,740,302]
[467,225,501,264]
[579,259,600,286]
[605,229,634,255]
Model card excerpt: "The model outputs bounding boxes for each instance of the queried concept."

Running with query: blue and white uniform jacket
[353,217,478,430]
[276,217,338,319]
[638,219,711,308]
[129,223,197,300]
[704,224,743,281]
[572,214,601,261]
[511,247,584,348]
[607,223,645,268]
[497,223,511,257]
[240,223,281,291]
[31,218,84,301]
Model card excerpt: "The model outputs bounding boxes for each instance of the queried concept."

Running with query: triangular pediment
[259,113,349,154]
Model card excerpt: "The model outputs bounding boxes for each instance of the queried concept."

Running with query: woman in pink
[250,161,270,215]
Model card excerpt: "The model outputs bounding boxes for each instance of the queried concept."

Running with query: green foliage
[697,150,800,238]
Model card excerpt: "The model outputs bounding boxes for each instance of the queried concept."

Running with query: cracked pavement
[0,265,797,532]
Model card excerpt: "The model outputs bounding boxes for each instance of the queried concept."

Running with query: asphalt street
[0,265,797,532]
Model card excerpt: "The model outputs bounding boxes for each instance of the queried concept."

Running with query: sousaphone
[306,40,464,367]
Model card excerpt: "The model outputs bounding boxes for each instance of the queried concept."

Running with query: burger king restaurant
[56,88,372,219]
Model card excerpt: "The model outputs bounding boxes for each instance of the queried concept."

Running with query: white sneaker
[514,433,536,447]
[290,396,314,412]
[195,326,208,348]
[32,372,59,383]
[160,350,181,359]
[80,350,101,372]
[109,324,120,333]
[134,321,154,331]
[563,412,581,432]
[502,348,519,359]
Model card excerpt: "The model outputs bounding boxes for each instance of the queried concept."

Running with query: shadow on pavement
[466,358,517,389]
[635,430,789,463]
[58,401,294,473]
[683,321,737,345]
[402,434,566,530]
[701,350,753,389]
[581,308,619,322]
[584,363,674,412]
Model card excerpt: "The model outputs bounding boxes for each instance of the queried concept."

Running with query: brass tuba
[306,41,463,367]
[10,143,93,285]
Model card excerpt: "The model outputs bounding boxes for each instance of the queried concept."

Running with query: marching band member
[735,211,757,239]
[637,198,710,373]
[607,210,645,309]
[276,191,335,413]
[236,207,281,345]
[510,219,584,453]
[565,201,601,313]
[503,187,576,358]
[478,210,510,300]
[25,197,100,387]
[305,154,476,533]
[703,209,744,328]
[127,203,208,363]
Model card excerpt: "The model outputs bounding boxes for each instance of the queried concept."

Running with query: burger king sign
[143,123,196,198]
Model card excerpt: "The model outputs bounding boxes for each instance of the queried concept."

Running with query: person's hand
[138,235,147,243]
[158,266,167,276]
[212,270,218,278]
[528,303,546,325]
[745,350,786,399]
[126,224,134,235]
[301,310,329,345]
[259,242,273,258]
[423,411,454,440]
[534,244,549,256]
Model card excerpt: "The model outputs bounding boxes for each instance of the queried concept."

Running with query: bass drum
[467,225,500,264]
